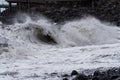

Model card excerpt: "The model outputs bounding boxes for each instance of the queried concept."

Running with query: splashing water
[58,17,120,46]
[0,16,120,58]
[1,15,120,80]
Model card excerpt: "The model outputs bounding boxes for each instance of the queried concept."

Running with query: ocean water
[0,14,120,80]
[0,14,120,58]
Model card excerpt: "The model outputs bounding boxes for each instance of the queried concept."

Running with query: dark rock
[63,78,69,80]
[71,70,79,76]
[73,74,88,80]
[100,77,109,80]
[111,76,120,80]
[92,76,99,80]
[116,77,120,80]
[62,74,69,77]
[93,71,109,80]
[107,68,120,78]
[94,71,102,77]
[61,68,120,80]
[87,75,93,79]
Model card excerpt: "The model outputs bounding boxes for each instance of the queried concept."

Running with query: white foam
[0,16,120,58]
[0,15,120,80]
[58,17,120,46]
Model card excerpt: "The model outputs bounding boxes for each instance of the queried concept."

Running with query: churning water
[0,14,120,58]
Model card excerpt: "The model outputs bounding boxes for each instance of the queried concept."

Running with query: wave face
[0,15,120,51]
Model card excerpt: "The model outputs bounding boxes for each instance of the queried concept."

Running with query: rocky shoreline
[61,67,120,80]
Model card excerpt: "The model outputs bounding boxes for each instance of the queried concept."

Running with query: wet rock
[63,78,69,80]
[62,74,69,77]
[71,70,79,76]
[115,77,120,80]
[92,76,109,80]
[93,71,102,77]
[111,75,120,80]
[73,74,88,80]
[87,75,93,79]
[107,68,120,79]
[100,77,109,80]
[92,76,99,80]
[65,68,120,80]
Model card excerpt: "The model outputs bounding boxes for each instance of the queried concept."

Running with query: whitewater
[0,15,120,80]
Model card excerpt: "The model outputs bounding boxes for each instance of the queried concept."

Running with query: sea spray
[0,16,120,58]
[58,17,120,46]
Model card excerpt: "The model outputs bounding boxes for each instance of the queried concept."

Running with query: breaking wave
[0,15,120,58]
[58,17,120,46]
[1,16,120,47]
